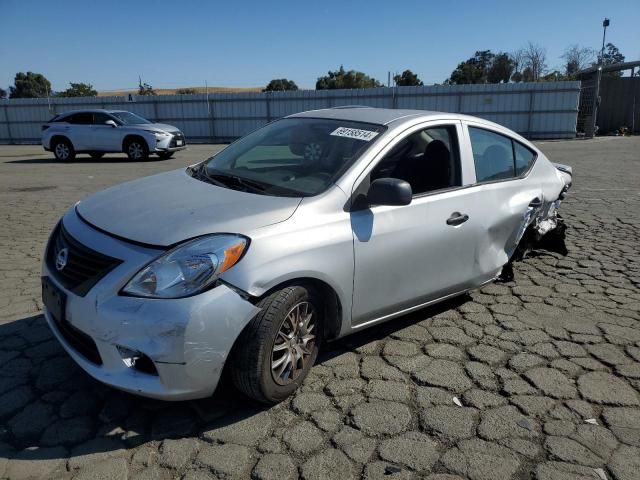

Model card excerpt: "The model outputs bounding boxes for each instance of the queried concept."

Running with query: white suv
[42,109,187,161]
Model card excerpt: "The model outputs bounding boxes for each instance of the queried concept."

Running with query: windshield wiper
[191,165,303,197]
[205,168,270,194]
[190,163,226,188]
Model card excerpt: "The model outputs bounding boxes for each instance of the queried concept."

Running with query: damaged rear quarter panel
[466,153,566,281]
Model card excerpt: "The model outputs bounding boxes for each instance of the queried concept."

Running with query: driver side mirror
[105,120,118,128]
[367,178,412,206]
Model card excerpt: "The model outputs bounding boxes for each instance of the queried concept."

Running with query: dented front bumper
[42,210,260,401]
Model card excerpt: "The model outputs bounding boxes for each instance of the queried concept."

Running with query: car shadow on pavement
[0,296,467,465]
[7,156,166,165]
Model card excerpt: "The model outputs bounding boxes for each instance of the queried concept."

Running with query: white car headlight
[145,130,170,138]
[122,234,249,299]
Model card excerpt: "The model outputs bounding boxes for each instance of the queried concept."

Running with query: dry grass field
[97,86,262,97]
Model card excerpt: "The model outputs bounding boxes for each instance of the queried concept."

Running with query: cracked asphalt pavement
[1,137,639,480]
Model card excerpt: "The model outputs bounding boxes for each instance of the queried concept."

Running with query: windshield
[196,118,385,197]
[110,112,152,125]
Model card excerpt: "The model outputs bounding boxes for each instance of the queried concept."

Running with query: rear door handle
[446,212,469,226]
[529,197,543,208]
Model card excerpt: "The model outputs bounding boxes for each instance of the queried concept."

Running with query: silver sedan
[41,107,572,403]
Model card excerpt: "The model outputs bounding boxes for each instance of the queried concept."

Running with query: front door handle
[446,212,469,226]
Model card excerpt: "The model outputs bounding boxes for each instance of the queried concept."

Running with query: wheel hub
[271,301,316,385]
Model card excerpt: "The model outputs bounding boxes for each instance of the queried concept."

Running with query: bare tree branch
[522,42,548,81]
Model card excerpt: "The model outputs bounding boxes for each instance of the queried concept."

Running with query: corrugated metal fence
[0,81,581,144]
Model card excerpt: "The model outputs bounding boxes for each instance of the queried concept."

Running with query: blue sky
[1,0,638,92]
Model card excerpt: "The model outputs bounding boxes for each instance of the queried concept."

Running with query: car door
[90,112,121,151]
[66,112,93,150]
[350,121,486,326]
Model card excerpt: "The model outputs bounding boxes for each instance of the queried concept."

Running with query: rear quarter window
[514,141,536,175]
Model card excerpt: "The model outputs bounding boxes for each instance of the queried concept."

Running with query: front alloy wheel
[271,301,317,385]
[53,139,75,161]
[231,285,322,404]
[126,140,149,160]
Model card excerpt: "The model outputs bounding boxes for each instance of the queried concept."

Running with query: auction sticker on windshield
[330,127,379,141]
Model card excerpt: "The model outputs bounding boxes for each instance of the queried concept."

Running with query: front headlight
[145,130,170,138]
[122,234,248,299]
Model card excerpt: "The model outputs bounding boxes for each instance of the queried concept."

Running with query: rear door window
[69,113,93,125]
[469,127,515,182]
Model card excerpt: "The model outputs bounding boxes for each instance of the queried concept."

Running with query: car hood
[127,123,180,133]
[75,169,302,247]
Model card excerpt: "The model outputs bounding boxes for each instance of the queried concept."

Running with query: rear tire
[90,152,104,159]
[52,138,75,162]
[231,285,322,404]
[125,138,149,161]
[157,152,174,160]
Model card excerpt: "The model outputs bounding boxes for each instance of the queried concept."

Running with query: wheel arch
[122,134,150,152]
[49,134,72,150]
[247,277,343,342]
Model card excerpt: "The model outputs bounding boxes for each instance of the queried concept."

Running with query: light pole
[591,18,609,138]
[600,18,610,64]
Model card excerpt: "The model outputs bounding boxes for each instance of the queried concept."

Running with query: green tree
[0,87,6,99]
[393,70,423,86]
[9,71,51,98]
[487,53,514,83]
[263,79,299,92]
[57,82,97,97]
[446,50,495,84]
[138,81,156,96]
[599,43,625,77]
[601,43,625,66]
[176,88,198,94]
[316,66,381,90]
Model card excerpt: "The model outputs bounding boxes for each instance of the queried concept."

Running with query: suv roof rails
[329,105,373,109]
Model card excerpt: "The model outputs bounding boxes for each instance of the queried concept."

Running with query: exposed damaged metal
[499,166,572,282]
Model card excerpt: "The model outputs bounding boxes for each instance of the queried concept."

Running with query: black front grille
[170,132,186,147]
[56,316,103,365]
[46,223,122,297]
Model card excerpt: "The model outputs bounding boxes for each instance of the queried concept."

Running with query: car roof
[288,106,494,128]
[287,107,521,137]
[52,109,130,116]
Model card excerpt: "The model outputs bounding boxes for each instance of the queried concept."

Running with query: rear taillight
[41,125,50,131]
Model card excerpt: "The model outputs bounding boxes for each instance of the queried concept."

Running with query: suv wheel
[52,138,75,161]
[231,285,322,404]
[125,138,149,161]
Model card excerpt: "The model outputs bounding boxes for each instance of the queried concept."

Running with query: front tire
[231,285,322,404]
[125,138,149,161]
[52,138,75,162]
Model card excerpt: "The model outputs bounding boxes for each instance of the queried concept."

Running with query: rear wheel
[52,138,75,161]
[125,138,149,161]
[157,151,174,160]
[90,152,104,159]
[231,285,322,404]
